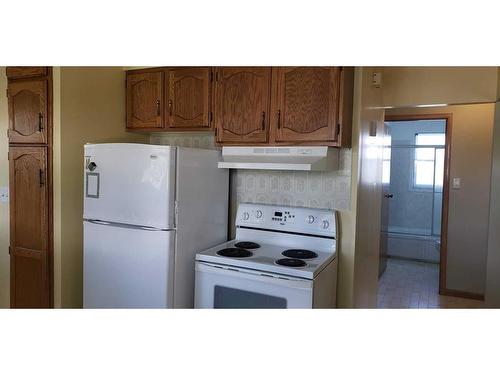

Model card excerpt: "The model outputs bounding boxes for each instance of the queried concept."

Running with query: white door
[83,143,176,229]
[194,262,313,308]
[83,220,175,308]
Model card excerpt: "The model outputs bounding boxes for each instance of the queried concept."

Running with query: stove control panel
[237,203,336,237]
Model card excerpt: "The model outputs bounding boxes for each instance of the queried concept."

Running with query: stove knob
[322,220,330,229]
[256,210,263,218]
[243,212,250,220]
[307,215,315,224]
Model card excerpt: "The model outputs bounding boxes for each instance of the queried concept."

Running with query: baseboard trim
[440,288,484,301]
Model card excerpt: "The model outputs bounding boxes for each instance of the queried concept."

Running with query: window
[414,133,445,188]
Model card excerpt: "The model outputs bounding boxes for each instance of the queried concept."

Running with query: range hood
[218,146,339,171]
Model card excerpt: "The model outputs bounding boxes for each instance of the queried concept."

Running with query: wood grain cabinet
[167,67,211,130]
[214,67,353,147]
[213,67,271,144]
[9,147,50,308]
[125,66,354,146]
[126,70,164,129]
[6,67,48,79]
[7,79,48,144]
[270,67,342,144]
[126,67,212,131]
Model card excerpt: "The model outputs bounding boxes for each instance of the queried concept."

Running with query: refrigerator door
[83,220,175,308]
[83,143,175,229]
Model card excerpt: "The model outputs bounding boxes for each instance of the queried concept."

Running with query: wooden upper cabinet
[167,67,211,130]
[9,147,50,308]
[8,79,48,144]
[270,67,341,144]
[214,67,271,144]
[6,67,48,79]
[126,71,164,129]
[124,66,353,145]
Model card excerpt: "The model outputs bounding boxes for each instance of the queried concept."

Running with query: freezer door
[83,220,175,308]
[83,143,175,229]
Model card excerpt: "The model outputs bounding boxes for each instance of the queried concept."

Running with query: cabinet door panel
[6,67,48,79]
[8,80,48,144]
[272,67,340,143]
[126,71,163,129]
[168,68,210,129]
[215,67,270,144]
[9,147,49,308]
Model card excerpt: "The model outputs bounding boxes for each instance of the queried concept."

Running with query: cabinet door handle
[168,99,173,116]
[156,99,161,116]
[277,110,281,129]
[38,113,44,131]
[261,111,266,130]
[39,169,45,187]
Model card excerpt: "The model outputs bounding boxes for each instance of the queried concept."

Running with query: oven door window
[214,286,287,308]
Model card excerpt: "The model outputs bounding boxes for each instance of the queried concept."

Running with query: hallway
[377,258,484,308]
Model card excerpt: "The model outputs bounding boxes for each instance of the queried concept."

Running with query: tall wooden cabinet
[8,79,48,144]
[6,67,48,80]
[6,67,53,308]
[9,147,50,308]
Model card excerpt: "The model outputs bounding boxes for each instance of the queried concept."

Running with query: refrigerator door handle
[84,219,168,231]
[86,219,111,225]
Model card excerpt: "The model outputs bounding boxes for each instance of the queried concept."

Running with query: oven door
[194,262,313,308]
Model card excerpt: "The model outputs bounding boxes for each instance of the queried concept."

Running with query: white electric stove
[194,203,338,308]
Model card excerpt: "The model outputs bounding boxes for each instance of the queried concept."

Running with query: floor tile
[377,258,484,309]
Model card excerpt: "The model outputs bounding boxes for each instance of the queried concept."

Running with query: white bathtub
[386,231,440,263]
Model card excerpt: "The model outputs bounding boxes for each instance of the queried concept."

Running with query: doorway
[377,114,454,308]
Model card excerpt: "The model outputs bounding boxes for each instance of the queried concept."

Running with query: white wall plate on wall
[0,186,9,203]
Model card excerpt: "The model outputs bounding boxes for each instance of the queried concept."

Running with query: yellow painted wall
[0,68,9,308]
[351,68,385,307]
[54,67,148,307]
[334,70,362,308]
[382,67,498,107]
[53,67,62,306]
[485,102,500,306]
[497,68,500,100]
[336,67,385,308]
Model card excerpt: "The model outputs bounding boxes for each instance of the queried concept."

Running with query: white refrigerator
[83,143,228,308]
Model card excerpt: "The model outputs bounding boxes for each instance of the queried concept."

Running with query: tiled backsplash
[150,133,352,215]
[150,132,217,150]
[231,150,352,211]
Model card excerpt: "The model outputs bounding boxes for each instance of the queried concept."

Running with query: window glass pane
[415,147,435,161]
[414,160,435,186]
[383,134,392,146]
[434,148,445,190]
[416,133,446,146]
[382,160,391,184]
[383,147,391,160]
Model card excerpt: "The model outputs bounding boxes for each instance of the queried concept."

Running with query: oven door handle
[196,262,313,290]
